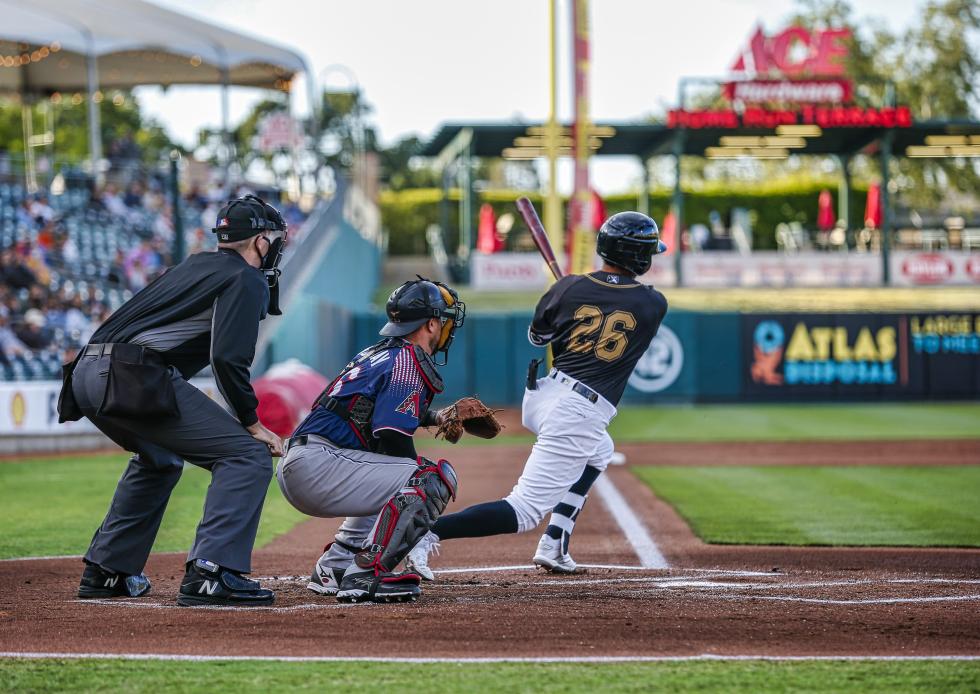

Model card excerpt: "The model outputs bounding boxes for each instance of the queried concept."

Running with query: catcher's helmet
[596,211,666,276]
[381,277,465,364]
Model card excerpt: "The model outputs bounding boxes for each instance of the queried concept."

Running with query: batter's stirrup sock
[545,465,602,550]
[432,500,518,540]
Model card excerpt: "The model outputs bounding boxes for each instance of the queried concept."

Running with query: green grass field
[1,658,977,693]
[0,454,305,560]
[375,285,980,313]
[1,403,977,559]
[635,465,980,546]
[607,402,980,442]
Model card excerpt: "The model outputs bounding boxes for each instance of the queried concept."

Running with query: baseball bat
[516,197,563,280]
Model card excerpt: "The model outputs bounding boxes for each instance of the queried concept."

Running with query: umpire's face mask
[258,231,287,316]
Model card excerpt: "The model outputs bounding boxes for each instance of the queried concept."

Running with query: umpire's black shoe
[176,559,275,607]
[78,561,152,599]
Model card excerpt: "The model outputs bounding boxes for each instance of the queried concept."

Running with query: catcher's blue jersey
[294,341,435,450]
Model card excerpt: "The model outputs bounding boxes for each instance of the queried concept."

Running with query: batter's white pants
[505,371,616,533]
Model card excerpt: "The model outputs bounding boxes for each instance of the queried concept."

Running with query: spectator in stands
[124,181,145,208]
[14,309,52,350]
[0,248,37,289]
[29,194,55,226]
[0,311,28,365]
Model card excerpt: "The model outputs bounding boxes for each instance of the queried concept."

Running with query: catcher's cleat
[176,559,275,607]
[308,562,346,596]
[533,534,582,574]
[77,562,151,599]
[336,569,421,603]
[406,531,440,581]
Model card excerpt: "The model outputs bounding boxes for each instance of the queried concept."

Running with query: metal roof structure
[421,120,980,160]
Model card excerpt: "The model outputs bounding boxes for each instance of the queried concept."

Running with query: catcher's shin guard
[355,457,458,573]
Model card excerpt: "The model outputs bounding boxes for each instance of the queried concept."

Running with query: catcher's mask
[212,194,289,315]
[380,276,465,365]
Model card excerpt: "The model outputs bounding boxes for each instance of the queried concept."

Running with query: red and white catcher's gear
[355,457,458,573]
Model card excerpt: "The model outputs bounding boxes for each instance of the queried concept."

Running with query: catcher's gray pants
[72,354,272,575]
[276,435,418,568]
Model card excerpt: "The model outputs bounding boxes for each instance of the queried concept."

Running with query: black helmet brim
[379,317,429,337]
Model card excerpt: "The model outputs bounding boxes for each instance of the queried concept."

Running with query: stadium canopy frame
[0,0,313,181]
[422,116,980,284]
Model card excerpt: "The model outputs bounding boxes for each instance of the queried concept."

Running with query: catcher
[276,278,499,602]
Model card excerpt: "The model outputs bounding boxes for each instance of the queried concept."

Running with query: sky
[140,0,922,193]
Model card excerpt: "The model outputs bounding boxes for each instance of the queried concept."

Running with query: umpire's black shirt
[88,248,269,427]
[529,271,668,406]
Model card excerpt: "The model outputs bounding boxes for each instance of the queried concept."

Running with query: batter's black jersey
[88,248,269,427]
[529,271,668,405]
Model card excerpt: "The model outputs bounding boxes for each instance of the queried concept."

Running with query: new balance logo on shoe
[199,580,219,595]
[104,576,118,588]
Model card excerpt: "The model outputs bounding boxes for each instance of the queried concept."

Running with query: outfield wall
[345,309,980,405]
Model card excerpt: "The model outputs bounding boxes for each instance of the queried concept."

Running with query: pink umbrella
[864,183,882,229]
[817,189,835,231]
[476,203,498,253]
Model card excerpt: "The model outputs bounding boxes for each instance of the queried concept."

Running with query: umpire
[58,194,288,607]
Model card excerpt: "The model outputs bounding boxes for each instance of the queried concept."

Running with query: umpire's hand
[247,421,284,457]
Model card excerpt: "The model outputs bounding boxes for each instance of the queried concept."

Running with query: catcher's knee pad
[356,457,457,573]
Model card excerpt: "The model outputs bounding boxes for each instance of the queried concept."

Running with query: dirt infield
[1,441,978,659]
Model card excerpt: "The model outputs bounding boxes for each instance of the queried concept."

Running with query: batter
[409,211,668,576]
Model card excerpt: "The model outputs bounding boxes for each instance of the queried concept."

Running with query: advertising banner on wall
[673,252,881,288]
[743,312,980,400]
[0,379,224,436]
[890,251,980,287]
[470,252,551,290]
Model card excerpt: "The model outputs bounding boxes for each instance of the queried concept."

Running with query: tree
[792,0,980,208]
[0,91,177,166]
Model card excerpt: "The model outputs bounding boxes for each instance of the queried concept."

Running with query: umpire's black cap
[212,194,286,243]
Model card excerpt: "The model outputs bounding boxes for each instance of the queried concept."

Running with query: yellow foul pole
[544,0,563,273]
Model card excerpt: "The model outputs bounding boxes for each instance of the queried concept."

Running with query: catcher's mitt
[434,397,502,444]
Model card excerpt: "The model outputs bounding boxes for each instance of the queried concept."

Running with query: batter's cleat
[336,568,421,603]
[406,531,440,581]
[77,562,151,599]
[308,562,346,596]
[533,534,581,574]
[176,559,275,607]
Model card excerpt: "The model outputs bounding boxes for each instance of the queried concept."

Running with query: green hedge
[380,181,869,255]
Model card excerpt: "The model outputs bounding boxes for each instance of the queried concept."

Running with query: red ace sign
[731,26,851,77]
[726,26,854,105]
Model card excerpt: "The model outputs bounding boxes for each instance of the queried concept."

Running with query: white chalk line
[70,598,357,613]
[67,574,980,611]
[253,566,774,581]
[709,594,980,606]
[594,474,669,569]
[1,652,979,663]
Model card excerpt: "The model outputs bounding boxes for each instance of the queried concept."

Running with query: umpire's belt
[548,369,599,404]
[284,433,337,454]
[83,342,166,367]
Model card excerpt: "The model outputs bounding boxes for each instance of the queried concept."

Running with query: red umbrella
[864,182,882,229]
[590,189,607,230]
[817,189,835,231]
[660,210,677,255]
[476,203,498,253]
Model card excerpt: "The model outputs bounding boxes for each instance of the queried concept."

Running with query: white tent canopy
[0,0,308,92]
[0,0,312,176]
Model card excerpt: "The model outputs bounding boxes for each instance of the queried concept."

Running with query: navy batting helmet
[381,278,465,364]
[596,211,666,276]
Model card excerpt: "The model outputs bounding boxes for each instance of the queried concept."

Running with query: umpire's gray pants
[72,354,272,575]
[276,435,418,568]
